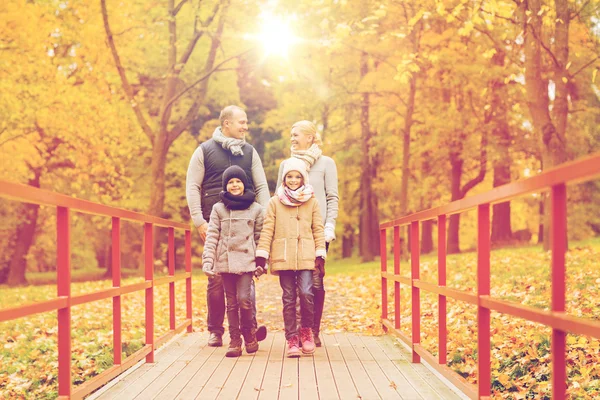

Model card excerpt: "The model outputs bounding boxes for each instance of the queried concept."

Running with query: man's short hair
[219,105,245,126]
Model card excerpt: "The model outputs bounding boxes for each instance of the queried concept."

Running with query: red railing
[379,153,600,399]
[0,180,193,400]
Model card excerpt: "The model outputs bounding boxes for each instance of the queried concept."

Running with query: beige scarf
[291,143,322,170]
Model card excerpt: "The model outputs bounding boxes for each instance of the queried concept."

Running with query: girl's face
[284,171,303,191]
[290,127,313,151]
[226,178,244,196]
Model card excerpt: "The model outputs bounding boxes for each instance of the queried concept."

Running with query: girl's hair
[292,120,322,147]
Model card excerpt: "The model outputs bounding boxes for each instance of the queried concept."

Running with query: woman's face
[290,127,313,151]
[284,171,303,191]
[226,178,244,196]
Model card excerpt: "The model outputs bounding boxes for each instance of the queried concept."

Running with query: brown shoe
[243,329,259,354]
[208,332,223,347]
[226,337,242,357]
[314,332,322,347]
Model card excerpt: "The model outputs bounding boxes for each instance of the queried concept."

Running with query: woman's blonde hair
[292,120,322,147]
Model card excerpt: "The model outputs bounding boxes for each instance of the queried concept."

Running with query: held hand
[254,266,266,279]
[315,257,325,278]
[197,223,208,243]
[202,263,215,277]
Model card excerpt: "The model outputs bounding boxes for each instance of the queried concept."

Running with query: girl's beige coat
[256,196,326,274]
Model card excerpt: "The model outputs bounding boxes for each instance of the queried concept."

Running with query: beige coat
[256,196,326,274]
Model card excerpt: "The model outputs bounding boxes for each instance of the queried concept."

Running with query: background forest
[1,0,599,283]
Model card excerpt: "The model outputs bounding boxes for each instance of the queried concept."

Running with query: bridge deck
[90,331,464,400]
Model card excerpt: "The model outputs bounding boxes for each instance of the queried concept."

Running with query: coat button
[248,220,252,225]
[244,249,248,253]
[296,216,300,220]
[246,236,250,240]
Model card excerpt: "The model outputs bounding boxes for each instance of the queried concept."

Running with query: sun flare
[256,12,299,58]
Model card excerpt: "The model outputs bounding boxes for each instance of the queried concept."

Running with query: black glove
[255,256,266,268]
[315,257,325,278]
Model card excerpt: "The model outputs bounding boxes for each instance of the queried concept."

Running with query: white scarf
[291,143,322,170]
[213,127,245,156]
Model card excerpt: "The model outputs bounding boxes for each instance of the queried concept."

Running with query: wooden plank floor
[90,332,465,400]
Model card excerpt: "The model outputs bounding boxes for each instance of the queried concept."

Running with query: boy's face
[227,178,244,196]
[284,171,303,191]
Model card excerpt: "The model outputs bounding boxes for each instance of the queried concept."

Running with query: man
[186,105,270,347]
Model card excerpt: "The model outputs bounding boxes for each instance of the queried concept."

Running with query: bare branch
[100,0,155,143]
[173,0,189,15]
[460,129,488,198]
[570,56,599,77]
[571,0,591,19]
[0,129,36,147]
[114,25,146,36]
[527,23,561,69]
[161,47,254,129]
[167,0,232,143]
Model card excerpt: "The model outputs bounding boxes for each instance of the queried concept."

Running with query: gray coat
[202,202,264,274]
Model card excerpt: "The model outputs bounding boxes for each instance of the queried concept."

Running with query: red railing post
[410,221,420,363]
[438,214,447,365]
[168,227,176,331]
[551,184,567,398]
[393,226,401,330]
[477,204,491,397]
[57,207,71,397]
[381,228,388,323]
[185,230,193,333]
[112,217,122,365]
[145,223,155,363]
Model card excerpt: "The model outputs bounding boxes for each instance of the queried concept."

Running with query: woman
[276,120,339,347]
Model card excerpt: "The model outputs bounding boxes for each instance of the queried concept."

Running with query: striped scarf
[213,127,245,156]
[276,184,314,207]
[291,144,322,170]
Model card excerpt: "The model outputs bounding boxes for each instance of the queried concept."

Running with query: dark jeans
[207,274,257,335]
[221,272,254,339]
[295,242,329,328]
[280,270,314,340]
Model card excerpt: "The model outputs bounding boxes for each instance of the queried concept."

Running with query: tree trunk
[421,220,434,254]
[488,50,513,245]
[448,151,463,254]
[148,133,169,217]
[342,224,354,258]
[522,0,568,250]
[7,172,41,286]
[537,196,545,244]
[358,51,379,261]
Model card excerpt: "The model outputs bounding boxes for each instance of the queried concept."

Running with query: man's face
[223,110,248,140]
[290,127,313,151]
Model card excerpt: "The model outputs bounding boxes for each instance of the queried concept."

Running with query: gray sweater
[276,155,339,229]
[202,202,264,274]
[186,146,270,227]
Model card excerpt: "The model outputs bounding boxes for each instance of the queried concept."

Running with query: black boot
[313,289,325,347]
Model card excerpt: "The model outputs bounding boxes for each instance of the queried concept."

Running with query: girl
[256,158,326,357]
[202,165,265,357]
[276,120,339,347]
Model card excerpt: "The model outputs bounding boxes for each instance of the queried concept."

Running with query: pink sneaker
[299,327,315,354]
[287,335,301,358]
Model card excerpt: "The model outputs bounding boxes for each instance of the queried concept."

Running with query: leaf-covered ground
[0,239,598,399]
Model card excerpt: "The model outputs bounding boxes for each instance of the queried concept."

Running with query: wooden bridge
[89,331,463,400]
[1,153,599,399]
